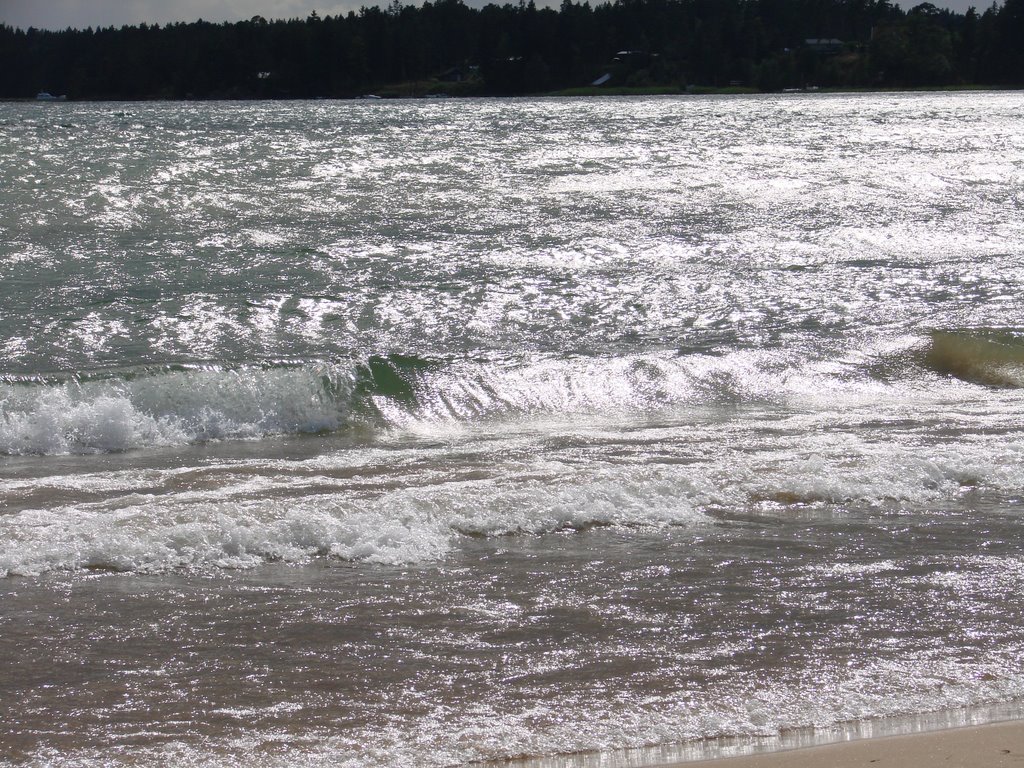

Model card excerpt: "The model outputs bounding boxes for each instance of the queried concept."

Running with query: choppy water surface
[1,92,1023,766]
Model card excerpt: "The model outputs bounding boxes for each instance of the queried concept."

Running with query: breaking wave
[0,358,406,455]
[0,334,1012,456]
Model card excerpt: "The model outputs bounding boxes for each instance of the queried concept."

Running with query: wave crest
[3,334,1012,456]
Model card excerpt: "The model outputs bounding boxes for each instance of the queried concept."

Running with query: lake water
[1,92,1023,767]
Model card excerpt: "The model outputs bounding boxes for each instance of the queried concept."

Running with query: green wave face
[927,330,1024,387]
[353,354,434,404]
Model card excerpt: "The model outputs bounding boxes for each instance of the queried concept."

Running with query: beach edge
[673,718,1024,767]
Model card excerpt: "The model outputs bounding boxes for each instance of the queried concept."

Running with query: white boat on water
[36,92,67,101]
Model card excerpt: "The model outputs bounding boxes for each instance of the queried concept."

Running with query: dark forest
[2,0,1023,99]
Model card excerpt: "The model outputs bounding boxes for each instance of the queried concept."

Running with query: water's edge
[490,702,1024,768]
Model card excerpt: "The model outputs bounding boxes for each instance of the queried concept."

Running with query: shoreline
[678,718,1024,767]
[489,703,1024,768]
[2,84,1020,104]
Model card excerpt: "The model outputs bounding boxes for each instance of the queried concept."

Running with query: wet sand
[680,719,1024,768]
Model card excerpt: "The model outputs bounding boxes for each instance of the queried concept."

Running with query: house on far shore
[804,38,844,54]
[438,67,467,83]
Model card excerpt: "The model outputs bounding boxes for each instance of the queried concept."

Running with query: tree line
[1,0,1022,99]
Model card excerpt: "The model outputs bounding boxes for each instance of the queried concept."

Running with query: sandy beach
[678,719,1024,768]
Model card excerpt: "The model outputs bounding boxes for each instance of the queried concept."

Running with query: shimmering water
[1,92,1024,766]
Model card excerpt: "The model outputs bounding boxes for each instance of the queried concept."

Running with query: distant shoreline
[6,0,1022,104]
[2,83,1019,103]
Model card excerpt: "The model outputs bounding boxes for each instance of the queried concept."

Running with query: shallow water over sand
[1,92,1024,766]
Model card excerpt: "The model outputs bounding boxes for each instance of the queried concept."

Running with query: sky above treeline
[0,0,982,30]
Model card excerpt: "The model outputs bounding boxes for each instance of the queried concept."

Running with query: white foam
[0,463,707,577]
[0,497,443,577]
[732,433,1024,508]
[7,421,1024,579]
[0,364,352,455]
[0,389,184,454]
